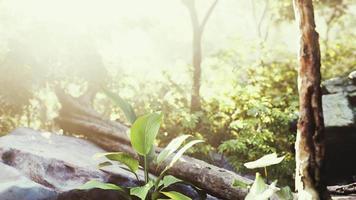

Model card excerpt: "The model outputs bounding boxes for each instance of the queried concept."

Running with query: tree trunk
[55,88,251,200]
[183,0,218,112]
[191,29,202,112]
[293,0,331,199]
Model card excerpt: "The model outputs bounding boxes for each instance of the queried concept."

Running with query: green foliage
[94,152,139,178]
[232,179,250,189]
[245,173,279,200]
[157,135,191,164]
[80,102,201,200]
[102,88,137,124]
[276,186,294,200]
[165,139,203,170]
[0,0,354,192]
[160,191,191,200]
[79,180,125,192]
[130,113,162,156]
[244,153,294,200]
[130,181,154,200]
[159,175,182,190]
[244,153,285,169]
[321,37,356,80]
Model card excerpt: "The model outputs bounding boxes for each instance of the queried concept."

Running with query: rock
[322,77,347,94]
[348,91,356,105]
[320,78,356,186]
[0,128,140,200]
[0,162,57,200]
[348,71,356,85]
[0,128,219,200]
[323,93,354,127]
[0,128,141,190]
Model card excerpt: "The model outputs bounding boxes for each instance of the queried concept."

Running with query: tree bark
[183,0,218,112]
[293,0,331,199]
[55,89,251,200]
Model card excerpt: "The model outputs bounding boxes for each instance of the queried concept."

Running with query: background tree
[293,0,331,199]
[182,0,218,112]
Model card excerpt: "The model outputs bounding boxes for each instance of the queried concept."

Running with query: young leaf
[232,179,250,189]
[78,180,124,192]
[94,152,139,173]
[159,175,182,189]
[245,173,279,200]
[244,153,285,169]
[130,113,162,156]
[157,135,191,164]
[246,173,267,198]
[98,161,113,168]
[102,88,137,124]
[130,181,154,200]
[258,180,279,200]
[161,191,192,200]
[276,186,294,200]
[166,140,203,170]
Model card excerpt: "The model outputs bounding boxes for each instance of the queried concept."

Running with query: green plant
[244,153,285,182]
[78,91,203,200]
[234,153,294,200]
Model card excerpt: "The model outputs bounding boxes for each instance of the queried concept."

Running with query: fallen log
[55,89,252,200]
[328,183,356,195]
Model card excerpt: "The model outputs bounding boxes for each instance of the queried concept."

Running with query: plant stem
[134,172,140,183]
[264,167,268,183]
[152,170,167,200]
[144,155,149,184]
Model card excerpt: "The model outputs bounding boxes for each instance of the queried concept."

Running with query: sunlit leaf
[232,179,250,189]
[78,180,124,192]
[98,161,113,168]
[94,152,139,173]
[161,191,192,200]
[245,173,279,200]
[157,135,191,164]
[244,153,285,169]
[159,175,182,189]
[130,113,162,156]
[166,140,203,170]
[130,181,154,200]
[103,88,137,124]
[276,186,294,200]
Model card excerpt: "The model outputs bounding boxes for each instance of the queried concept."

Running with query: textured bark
[55,89,252,200]
[183,0,218,112]
[293,0,331,199]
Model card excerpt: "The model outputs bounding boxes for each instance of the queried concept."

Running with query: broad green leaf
[130,113,162,156]
[245,173,279,200]
[157,135,191,164]
[94,152,139,173]
[130,181,154,200]
[232,179,250,189]
[147,144,157,163]
[276,186,294,200]
[78,180,124,192]
[161,191,191,200]
[103,88,137,124]
[158,175,182,189]
[244,153,285,169]
[166,140,203,170]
